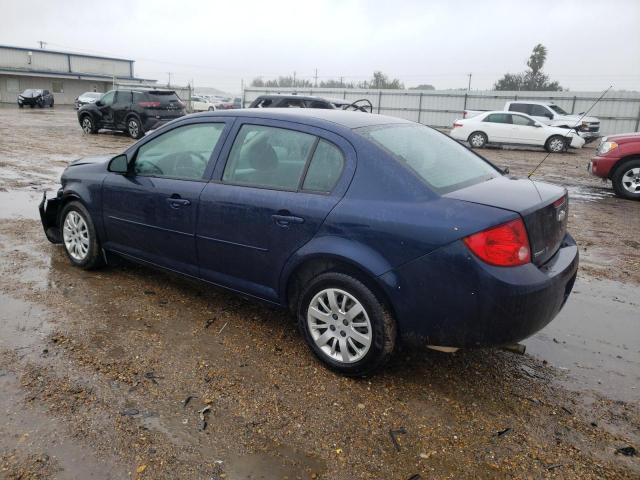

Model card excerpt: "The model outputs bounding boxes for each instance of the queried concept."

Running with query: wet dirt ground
[0,105,638,479]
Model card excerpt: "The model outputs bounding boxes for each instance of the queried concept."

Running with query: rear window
[145,91,181,105]
[508,103,529,114]
[357,124,499,194]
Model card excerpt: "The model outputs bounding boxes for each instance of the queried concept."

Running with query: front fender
[278,235,393,301]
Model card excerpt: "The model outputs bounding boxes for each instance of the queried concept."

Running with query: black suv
[77,89,186,139]
[17,89,54,108]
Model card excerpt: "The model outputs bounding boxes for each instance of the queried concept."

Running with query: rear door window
[280,99,305,108]
[509,103,530,114]
[484,113,511,124]
[302,140,344,192]
[222,125,316,191]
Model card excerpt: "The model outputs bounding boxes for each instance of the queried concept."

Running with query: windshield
[549,104,568,115]
[358,124,500,194]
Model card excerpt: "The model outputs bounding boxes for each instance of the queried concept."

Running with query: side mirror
[546,113,553,119]
[95,100,103,107]
[534,123,542,128]
[108,154,129,174]
[502,166,510,175]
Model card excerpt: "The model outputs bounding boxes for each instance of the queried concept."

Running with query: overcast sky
[1,0,639,93]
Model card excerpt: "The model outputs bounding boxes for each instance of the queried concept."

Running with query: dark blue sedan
[40,109,578,376]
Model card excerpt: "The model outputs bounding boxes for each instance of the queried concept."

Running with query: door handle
[272,214,304,227]
[166,196,191,208]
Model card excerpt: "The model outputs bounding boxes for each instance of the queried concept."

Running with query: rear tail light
[138,101,161,108]
[453,122,463,128]
[552,195,566,208]
[463,218,531,267]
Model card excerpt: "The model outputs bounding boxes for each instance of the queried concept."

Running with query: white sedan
[449,111,585,153]
[191,96,216,112]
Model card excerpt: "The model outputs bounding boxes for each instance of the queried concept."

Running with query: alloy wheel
[621,167,640,194]
[128,120,139,137]
[469,133,485,147]
[81,117,93,133]
[307,288,372,364]
[549,138,564,152]
[63,211,90,261]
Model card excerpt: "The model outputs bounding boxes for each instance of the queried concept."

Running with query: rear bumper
[589,155,619,179]
[380,233,579,347]
[39,191,63,244]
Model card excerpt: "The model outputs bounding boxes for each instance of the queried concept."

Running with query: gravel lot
[0,105,638,479]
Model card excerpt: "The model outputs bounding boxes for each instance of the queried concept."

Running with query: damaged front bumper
[39,191,63,244]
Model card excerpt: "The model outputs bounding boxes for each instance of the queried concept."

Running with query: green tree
[494,44,563,91]
[410,84,435,90]
[367,71,404,89]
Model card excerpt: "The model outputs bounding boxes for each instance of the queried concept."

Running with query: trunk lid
[445,177,568,266]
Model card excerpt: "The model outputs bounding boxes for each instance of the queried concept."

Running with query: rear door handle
[166,196,191,208]
[272,214,304,227]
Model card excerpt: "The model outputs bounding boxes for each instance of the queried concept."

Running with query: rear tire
[545,135,566,153]
[297,272,396,376]
[18,103,23,108]
[50,99,54,108]
[60,201,104,270]
[611,158,640,201]
[468,131,487,148]
[126,116,144,139]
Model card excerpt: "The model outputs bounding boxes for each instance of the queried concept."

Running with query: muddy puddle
[525,278,639,402]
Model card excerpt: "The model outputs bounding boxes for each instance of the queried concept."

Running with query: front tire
[545,135,566,153]
[60,201,104,269]
[611,158,640,201]
[468,131,487,148]
[298,272,396,376]
[126,117,144,139]
[80,115,98,134]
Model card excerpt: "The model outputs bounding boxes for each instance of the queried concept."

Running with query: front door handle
[166,195,191,209]
[272,214,304,227]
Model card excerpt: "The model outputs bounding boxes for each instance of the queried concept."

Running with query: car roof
[189,108,411,129]
[509,100,556,106]
[256,94,334,102]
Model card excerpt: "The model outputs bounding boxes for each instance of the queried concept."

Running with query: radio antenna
[528,85,612,178]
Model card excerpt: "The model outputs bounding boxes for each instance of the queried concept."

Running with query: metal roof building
[0,44,155,105]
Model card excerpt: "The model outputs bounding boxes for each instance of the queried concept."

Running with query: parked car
[249,94,353,110]
[450,111,585,152]
[232,97,243,109]
[17,89,54,108]
[191,95,216,112]
[77,89,186,139]
[589,132,640,200]
[40,109,578,376]
[463,101,601,143]
[74,92,103,110]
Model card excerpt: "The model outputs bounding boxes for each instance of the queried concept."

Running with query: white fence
[242,88,640,136]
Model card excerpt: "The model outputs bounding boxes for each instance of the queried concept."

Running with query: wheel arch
[283,253,397,322]
[608,154,640,180]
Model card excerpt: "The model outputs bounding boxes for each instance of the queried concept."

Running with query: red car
[590,132,640,200]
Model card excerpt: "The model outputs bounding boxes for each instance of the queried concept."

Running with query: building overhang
[0,67,155,83]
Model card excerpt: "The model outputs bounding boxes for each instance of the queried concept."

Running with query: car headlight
[597,141,618,155]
